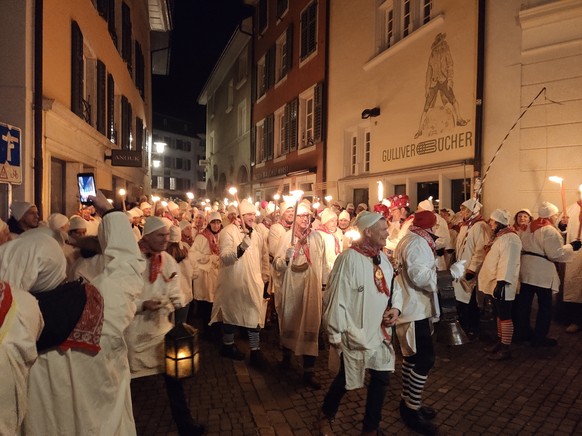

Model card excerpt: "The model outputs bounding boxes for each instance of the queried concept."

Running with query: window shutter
[135,41,144,96]
[258,0,268,33]
[277,0,288,18]
[266,45,276,90]
[97,0,108,18]
[122,2,132,74]
[284,24,293,75]
[300,10,308,59]
[250,125,256,165]
[314,82,323,143]
[71,21,84,118]
[96,60,106,135]
[266,114,274,160]
[251,63,257,103]
[108,0,117,47]
[107,74,115,142]
[283,103,290,154]
[136,117,143,153]
[289,98,298,151]
[308,2,318,54]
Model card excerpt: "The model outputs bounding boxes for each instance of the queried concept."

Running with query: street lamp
[154,141,166,154]
[186,192,194,201]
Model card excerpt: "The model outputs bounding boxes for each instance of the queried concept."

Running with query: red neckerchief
[350,241,392,344]
[293,228,312,265]
[0,282,14,333]
[531,218,553,233]
[318,224,340,255]
[485,226,517,254]
[200,228,220,256]
[461,214,484,229]
[139,239,163,283]
[59,283,104,354]
[280,219,293,230]
[409,225,436,255]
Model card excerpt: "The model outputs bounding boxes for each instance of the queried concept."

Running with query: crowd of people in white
[1,186,580,436]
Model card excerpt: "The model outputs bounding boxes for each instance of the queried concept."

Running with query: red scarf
[59,283,104,354]
[139,240,163,283]
[280,219,293,230]
[292,228,312,265]
[409,225,436,255]
[200,228,220,256]
[318,224,340,255]
[0,282,15,339]
[461,214,484,229]
[485,226,517,254]
[531,217,553,233]
[350,241,392,343]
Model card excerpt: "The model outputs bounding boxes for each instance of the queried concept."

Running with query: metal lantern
[436,271,470,346]
[165,323,199,379]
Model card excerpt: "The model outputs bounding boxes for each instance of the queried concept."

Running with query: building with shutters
[326,0,582,215]
[0,0,171,218]
[248,0,327,202]
[198,17,253,200]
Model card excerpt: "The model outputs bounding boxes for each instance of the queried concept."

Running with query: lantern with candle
[165,323,199,379]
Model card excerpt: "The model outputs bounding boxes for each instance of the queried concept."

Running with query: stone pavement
[131,314,582,435]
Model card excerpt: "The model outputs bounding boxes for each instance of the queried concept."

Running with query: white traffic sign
[0,122,22,184]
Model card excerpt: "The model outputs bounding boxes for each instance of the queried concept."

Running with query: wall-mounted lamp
[361,107,381,119]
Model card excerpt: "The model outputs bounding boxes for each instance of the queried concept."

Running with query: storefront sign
[110,150,143,167]
[382,131,473,162]
[0,122,22,184]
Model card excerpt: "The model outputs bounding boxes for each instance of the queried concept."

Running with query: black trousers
[515,283,552,339]
[164,375,196,436]
[457,288,480,335]
[403,318,435,375]
[321,358,390,432]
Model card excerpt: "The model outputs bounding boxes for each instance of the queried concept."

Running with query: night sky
[152,0,253,132]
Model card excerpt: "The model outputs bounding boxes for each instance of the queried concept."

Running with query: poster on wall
[0,122,22,185]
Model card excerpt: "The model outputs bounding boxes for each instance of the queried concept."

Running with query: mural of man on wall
[414,33,468,139]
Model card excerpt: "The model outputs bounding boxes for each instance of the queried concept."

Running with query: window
[265,114,274,160]
[227,79,234,113]
[208,94,215,119]
[364,129,371,172]
[121,2,132,74]
[256,120,265,162]
[107,74,115,142]
[185,160,191,171]
[277,0,289,18]
[184,141,191,152]
[175,158,183,170]
[135,117,144,153]
[157,176,164,189]
[237,100,247,137]
[164,156,171,168]
[299,82,323,148]
[275,107,286,157]
[351,134,357,176]
[276,26,293,81]
[170,177,176,190]
[135,41,145,96]
[300,1,317,61]
[71,22,85,121]
[120,96,132,150]
[377,0,433,54]
[258,0,268,34]
[208,131,214,154]
[236,47,248,86]
[256,55,266,99]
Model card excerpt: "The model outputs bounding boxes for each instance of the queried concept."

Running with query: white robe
[478,232,522,300]
[520,224,573,293]
[210,223,269,328]
[453,219,491,303]
[191,233,220,302]
[563,203,582,303]
[274,230,329,356]
[268,222,290,296]
[125,252,184,379]
[0,287,43,435]
[316,228,341,272]
[323,248,403,390]
[24,212,146,436]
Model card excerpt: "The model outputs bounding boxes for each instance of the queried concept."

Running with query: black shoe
[531,337,557,347]
[250,350,269,371]
[303,372,321,390]
[220,344,245,360]
[419,405,437,420]
[400,400,437,435]
[483,341,501,353]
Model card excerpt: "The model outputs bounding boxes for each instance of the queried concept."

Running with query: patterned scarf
[318,224,340,255]
[0,282,15,343]
[293,227,312,265]
[409,225,436,255]
[350,240,392,343]
[485,226,517,254]
[59,283,104,353]
[200,228,220,256]
[461,214,484,229]
[280,218,293,230]
[139,239,162,283]
[530,217,553,233]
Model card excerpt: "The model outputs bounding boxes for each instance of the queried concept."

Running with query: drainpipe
[34,0,44,217]
[473,0,486,186]
[322,0,330,198]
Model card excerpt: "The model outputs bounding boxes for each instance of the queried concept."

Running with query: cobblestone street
[132,313,582,435]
